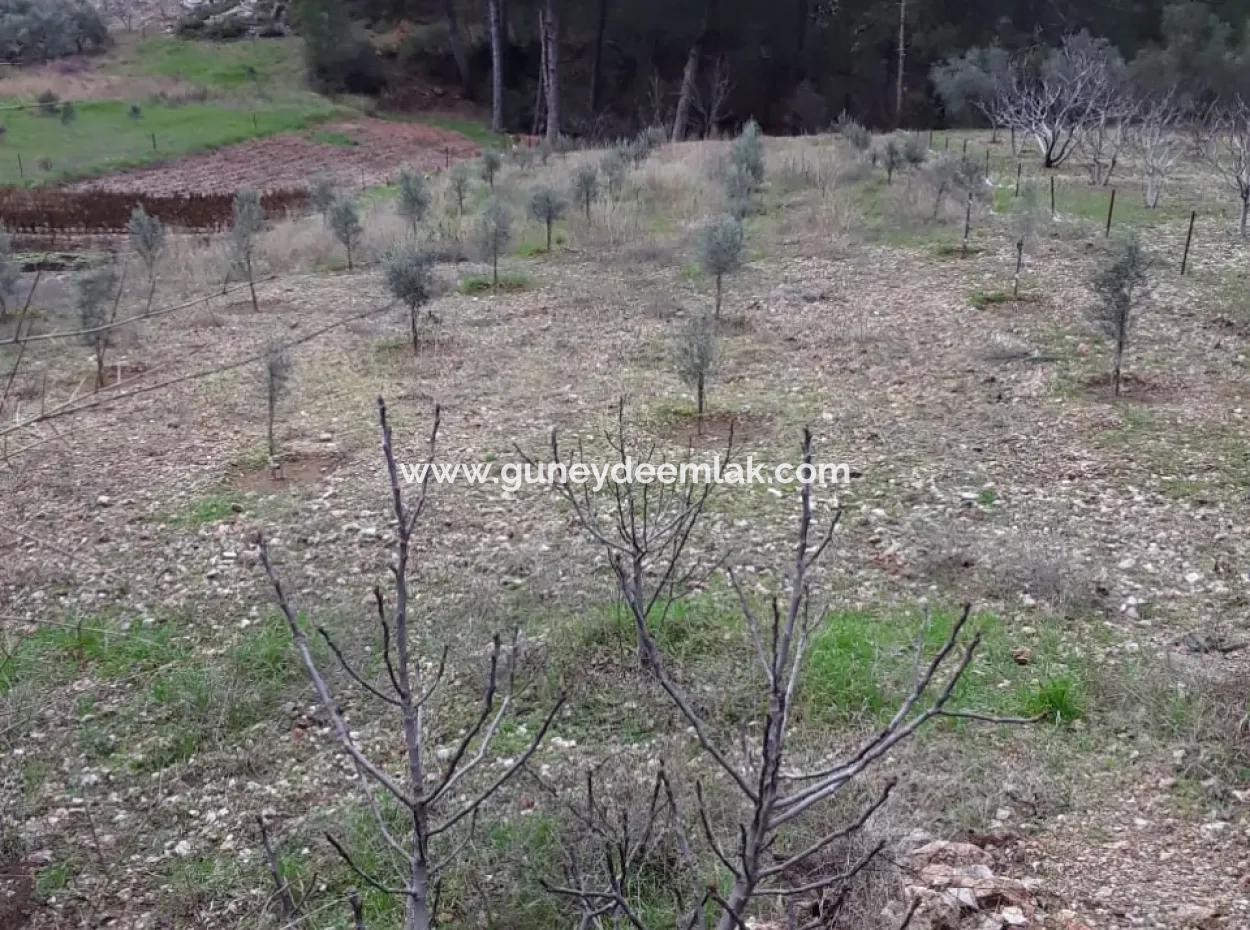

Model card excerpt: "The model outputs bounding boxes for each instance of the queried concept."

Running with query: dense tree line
[0,0,107,63]
[295,0,1250,135]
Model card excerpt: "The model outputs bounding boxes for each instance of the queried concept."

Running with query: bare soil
[68,118,481,195]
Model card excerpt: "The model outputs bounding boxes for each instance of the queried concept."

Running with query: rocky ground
[1,135,1247,929]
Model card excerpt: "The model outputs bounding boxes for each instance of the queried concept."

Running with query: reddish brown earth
[68,118,480,195]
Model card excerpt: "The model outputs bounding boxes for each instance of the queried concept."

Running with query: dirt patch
[657,411,775,448]
[228,451,342,492]
[1080,371,1174,402]
[0,858,34,930]
[68,119,480,196]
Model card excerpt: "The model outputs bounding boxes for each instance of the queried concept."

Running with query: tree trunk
[246,258,259,313]
[589,0,609,117]
[441,0,471,96]
[1112,329,1124,398]
[532,6,547,136]
[1013,239,1023,297]
[672,0,714,142]
[714,274,722,318]
[488,0,504,132]
[543,0,560,144]
[545,218,552,251]
[1241,192,1249,235]
[895,0,906,126]
[267,396,276,458]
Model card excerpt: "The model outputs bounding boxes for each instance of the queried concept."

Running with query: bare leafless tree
[1079,92,1136,185]
[999,34,1125,169]
[1201,97,1250,234]
[541,426,1037,930]
[691,56,734,139]
[257,399,563,930]
[1129,89,1185,208]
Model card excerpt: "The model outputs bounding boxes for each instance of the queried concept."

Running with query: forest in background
[292,0,1250,135]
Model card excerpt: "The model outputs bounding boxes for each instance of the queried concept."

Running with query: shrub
[35,91,58,117]
[58,101,76,125]
[901,133,928,167]
[571,165,598,221]
[290,0,382,93]
[396,169,430,237]
[730,118,765,187]
[384,243,434,352]
[882,138,903,183]
[476,200,512,289]
[0,0,108,63]
[698,214,744,318]
[527,185,566,252]
[837,112,871,152]
[724,164,754,218]
[327,198,363,271]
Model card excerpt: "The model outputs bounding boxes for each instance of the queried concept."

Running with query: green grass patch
[412,113,507,149]
[458,272,531,294]
[802,607,1086,725]
[108,36,309,96]
[163,490,245,527]
[969,288,1015,309]
[0,615,183,694]
[0,97,340,185]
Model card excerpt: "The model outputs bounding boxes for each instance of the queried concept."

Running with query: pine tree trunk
[532,7,546,136]
[441,0,471,96]
[895,0,906,126]
[589,0,609,117]
[488,0,504,132]
[543,0,559,144]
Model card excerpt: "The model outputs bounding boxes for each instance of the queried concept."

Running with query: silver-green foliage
[572,165,599,220]
[1089,234,1149,396]
[327,197,363,270]
[0,226,21,317]
[480,149,502,187]
[476,200,512,285]
[528,185,566,250]
[676,313,718,416]
[699,214,744,317]
[231,189,264,311]
[263,337,293,458]
[396,169,431,236]
[730,118,765,187]
[385,242,435,351]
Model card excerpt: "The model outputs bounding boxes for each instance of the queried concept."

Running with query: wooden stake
[151,132,157,152]
[1049,175,1056,215]
[1014,162,1021,197]
[1181,210,1196,275]
[961,138,968,156]
[962,191,972,255]
[984,147,990,178]
[1104,188,1116,237]
[16,152,22,179]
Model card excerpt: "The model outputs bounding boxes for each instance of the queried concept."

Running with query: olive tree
[698,214,743,318]
[1089,235,1149,397]
[396,169,430,238]
[448,163,471,215]
[476,200,512,289]
[480,149,502,189]
[76,266,119,390]
[127,205,165,315]
[527,185,566,251]
[328,197,363,271]
[309,174,337,220]
[730,117,765,188]
[262,338,293,461]
[571,164,598,221]
[676,313,717,422]
[385,243,435,353]
[231,189,264,313]
[0,226,21,319]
